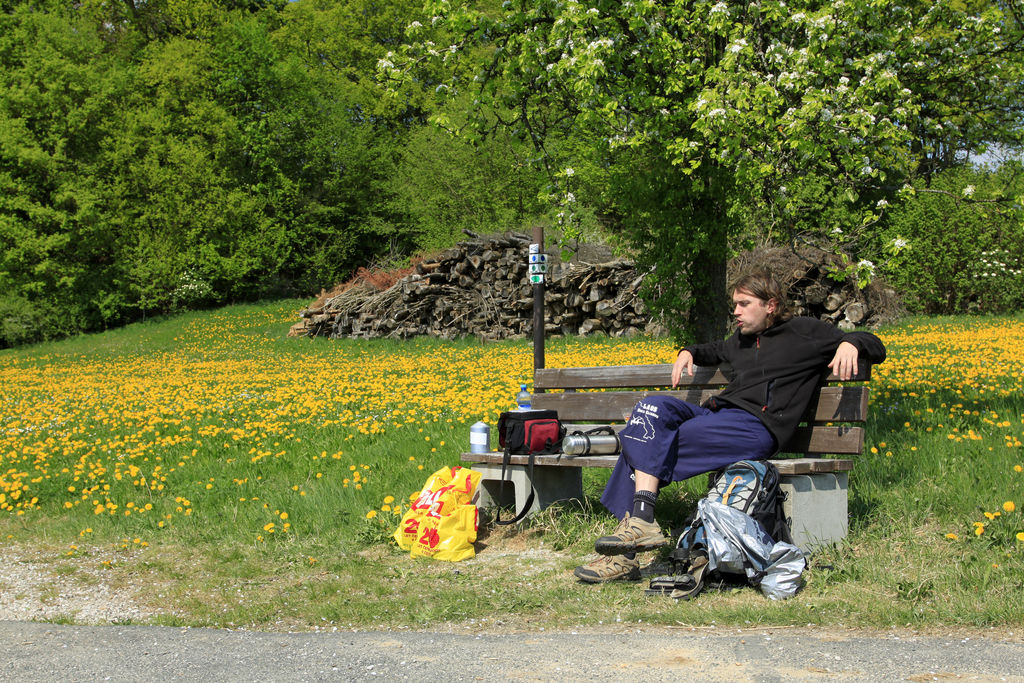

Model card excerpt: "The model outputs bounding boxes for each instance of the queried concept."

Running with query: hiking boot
[573,555,641,584]
[594,513,667,555]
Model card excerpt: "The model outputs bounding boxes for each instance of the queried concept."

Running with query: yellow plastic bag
[394,466,481,561]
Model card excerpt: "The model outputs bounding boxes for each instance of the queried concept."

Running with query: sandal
[644,573,697,597]
[669,553,709,601]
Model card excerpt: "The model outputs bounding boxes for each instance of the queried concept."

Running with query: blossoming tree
[383,0,1024,341]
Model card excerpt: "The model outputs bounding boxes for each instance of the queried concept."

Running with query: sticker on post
[529,253,547,264]
[529,273,545,284]
[529,243,540,254]
[529,263,548,274]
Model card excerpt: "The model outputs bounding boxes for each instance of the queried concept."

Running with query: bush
[0,294,58,348]
[875,164,1024,314]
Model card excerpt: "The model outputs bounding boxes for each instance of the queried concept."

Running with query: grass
[1,301,1022,631]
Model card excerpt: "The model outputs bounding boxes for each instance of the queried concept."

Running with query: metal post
[532,225,545,375]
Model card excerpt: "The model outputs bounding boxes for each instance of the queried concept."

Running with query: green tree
[0,5,131,343]
[387,0,1024,341]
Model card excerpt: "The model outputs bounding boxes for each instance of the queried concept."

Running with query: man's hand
[672,349,695,387]
[828,341,860,380]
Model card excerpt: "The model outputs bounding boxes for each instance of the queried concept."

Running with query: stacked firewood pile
[292,232,654,340]
[291,234,898,340]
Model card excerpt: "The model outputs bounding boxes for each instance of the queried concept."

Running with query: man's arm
[672,338,730,387]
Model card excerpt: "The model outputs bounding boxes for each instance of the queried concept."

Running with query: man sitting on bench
[574,269,887,583]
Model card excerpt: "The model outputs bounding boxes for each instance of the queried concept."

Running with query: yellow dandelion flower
[1003,501,1016,513]
[383,496,395,504]
[1015,465,1023,473]
[365,510,377,519]
[975,525,985,536]
[1016,532,1024,542]
[945,533,959,540]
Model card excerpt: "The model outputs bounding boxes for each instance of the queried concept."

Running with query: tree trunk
[686,252,729,343]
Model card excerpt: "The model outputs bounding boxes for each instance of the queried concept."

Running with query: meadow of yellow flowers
[0,303,1021,552]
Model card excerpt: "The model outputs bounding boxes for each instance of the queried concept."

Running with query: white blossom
[962,184,976,197]
[727,39,747,54]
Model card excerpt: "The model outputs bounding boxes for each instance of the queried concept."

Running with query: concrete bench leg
[781,471,849,553]
[472,463,583,517]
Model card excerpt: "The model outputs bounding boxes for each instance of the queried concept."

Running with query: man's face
[732,288,777,335]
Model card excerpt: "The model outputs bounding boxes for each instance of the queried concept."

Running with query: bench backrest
[531,363,872,456]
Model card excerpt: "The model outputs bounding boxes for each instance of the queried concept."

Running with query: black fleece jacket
[683,317,887,452]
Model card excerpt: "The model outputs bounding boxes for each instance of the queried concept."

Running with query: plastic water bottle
[515,383,532,411]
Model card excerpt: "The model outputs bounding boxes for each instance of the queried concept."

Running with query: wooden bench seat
[462,362,873,551]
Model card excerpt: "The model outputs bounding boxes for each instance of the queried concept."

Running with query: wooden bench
[461,362,873,551]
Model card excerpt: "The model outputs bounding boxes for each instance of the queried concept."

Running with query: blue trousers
[599,395,776,519]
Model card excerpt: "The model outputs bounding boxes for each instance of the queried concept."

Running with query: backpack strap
[493,445,536,526]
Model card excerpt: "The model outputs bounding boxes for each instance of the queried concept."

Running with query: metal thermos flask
[561,432,620,455]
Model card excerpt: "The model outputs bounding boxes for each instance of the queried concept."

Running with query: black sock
[631,490,657,523]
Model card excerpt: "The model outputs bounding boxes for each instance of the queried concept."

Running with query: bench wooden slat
[782,425,864,454]
[534,362,870,390]
[534,386,869,424]
[552,422,863,455]
[534,364,730,389]
[460,452,854,476]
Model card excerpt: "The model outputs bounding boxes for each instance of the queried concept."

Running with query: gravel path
[0,545,159,624]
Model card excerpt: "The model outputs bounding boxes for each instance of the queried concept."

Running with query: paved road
[2,621,1023,682]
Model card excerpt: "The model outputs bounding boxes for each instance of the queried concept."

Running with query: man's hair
[729,269,793,323]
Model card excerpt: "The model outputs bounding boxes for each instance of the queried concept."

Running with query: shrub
[875,164,1024,314]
